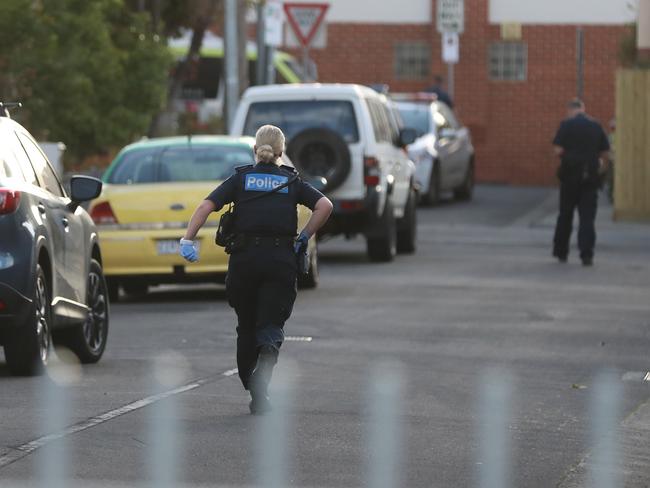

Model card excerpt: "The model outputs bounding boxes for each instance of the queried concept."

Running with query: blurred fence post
[589,371,622,488]
[478,369,513,488]
[367,362,404,488]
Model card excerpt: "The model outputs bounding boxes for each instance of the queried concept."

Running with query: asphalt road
[1,185,649,487]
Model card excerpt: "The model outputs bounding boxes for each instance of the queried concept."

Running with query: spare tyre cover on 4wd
[287,128,351,193]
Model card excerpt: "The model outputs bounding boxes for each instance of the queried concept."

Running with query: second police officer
[180,125,333,414]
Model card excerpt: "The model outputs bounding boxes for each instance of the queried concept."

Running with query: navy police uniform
[552,113,610,262]
[206,162,324,390]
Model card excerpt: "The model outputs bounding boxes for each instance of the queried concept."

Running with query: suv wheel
[422,161,441,206]
[297,245,319,289]
[396,188,417,254]
[454,160,474,201]
[4,264,51,375]
[60,259,109,363]
[367,200,396,262]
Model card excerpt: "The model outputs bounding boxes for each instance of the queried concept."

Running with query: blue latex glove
[294,230,310,254]
[180,239,198,262]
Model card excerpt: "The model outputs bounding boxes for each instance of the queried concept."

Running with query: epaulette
[235,164,254,173]
[279,164,298,174]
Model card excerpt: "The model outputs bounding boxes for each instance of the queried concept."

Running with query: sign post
[264,0,284,84]
[284,2,329,80]
[437,0,464,101]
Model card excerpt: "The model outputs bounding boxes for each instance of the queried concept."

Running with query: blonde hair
[255,125,285,165]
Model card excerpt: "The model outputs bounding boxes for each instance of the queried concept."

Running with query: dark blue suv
[0,103,109,375]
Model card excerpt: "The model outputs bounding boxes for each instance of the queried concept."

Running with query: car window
[7,132,39,186]
[397,105,432,138]
[17,132,64,197]
[366,99,391,143]
[436,103,460,129]
[0,131,27,182]
[107,145,255,184]
[433,110,451,130]
[383,104,401,144]
[243,100,359,143]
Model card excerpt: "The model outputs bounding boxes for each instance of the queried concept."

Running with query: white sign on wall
[264,0,284,47]
[489,0,638,25]
[437,0,465,33]
[442,32,460,63]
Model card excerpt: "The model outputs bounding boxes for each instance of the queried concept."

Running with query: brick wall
[283,0,628,185]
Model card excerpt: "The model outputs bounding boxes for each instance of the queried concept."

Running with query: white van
[231,84,418,262]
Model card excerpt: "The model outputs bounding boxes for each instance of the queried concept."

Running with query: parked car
[394,94,475,205]
[0,103,107,375]
[231,83,419,262]
[88,136,319,300]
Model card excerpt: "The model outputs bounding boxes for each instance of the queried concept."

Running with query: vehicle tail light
[364,156,380,186]
[340,200,365,211]
[0,300,6,311]
[90,201,118,225]
[0,189,21,215]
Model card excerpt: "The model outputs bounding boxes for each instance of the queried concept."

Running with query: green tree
[0,0,172,161]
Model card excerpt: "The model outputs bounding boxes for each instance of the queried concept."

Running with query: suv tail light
[90,201,118,225]
[0,189,21,214]
[364,156,380,186]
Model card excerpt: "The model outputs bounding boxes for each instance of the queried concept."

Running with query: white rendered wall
[489,0,638,25]
[285,0,432,24]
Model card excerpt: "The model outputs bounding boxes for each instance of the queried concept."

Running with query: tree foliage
[0,0,172,160]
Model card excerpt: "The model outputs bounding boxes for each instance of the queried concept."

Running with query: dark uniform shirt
[206,163,324,236]
[553,113,610,182]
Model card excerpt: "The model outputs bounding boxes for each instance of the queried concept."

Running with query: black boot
[249,344,278,415]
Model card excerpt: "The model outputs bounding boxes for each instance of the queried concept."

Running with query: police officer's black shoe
[582,257,593,266]
[553,251,567,263]
[248,344,279,415]
[249,392,272,415]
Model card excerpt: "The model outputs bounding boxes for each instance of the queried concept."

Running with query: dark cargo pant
[225,244,297,390]
[553,181,598,261]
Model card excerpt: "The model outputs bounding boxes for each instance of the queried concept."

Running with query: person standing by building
[424,74,454,108]
[180,125,333,414]
[552,99,610,266]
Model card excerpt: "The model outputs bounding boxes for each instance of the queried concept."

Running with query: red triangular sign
[283,2,329,47]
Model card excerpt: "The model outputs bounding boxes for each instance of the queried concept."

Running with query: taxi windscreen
[107,144,255,184]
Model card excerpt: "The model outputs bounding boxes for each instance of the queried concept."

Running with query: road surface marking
[0,368,238,469]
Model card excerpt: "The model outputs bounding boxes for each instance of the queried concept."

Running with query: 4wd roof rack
[0,102,22,119]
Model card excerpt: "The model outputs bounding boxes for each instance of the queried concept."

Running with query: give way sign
[283,2,329,47]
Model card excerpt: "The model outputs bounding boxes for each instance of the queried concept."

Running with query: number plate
[156,239,200,255]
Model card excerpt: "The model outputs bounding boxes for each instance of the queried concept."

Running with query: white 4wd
[231,84,418,262]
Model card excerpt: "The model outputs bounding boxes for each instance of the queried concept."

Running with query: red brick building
[281,0,633,185]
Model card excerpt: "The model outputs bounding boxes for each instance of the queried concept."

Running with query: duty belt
[244,234,295,247]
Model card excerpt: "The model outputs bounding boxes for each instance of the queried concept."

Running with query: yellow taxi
[88,136,318,300]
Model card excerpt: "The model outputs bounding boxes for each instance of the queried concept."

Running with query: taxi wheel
[4,264,51,376]
[297,246,319,289]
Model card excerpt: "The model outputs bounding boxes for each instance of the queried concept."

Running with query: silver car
[395,98,475,205]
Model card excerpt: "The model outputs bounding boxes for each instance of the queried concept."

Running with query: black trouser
[553,180,598,260]
[225,243,297,390]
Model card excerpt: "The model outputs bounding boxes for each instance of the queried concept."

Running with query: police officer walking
[552,99,610,266]
[179,125,333,414]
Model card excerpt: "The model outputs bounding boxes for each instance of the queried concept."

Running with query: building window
[394,42,431,80]
[488,42,527,81]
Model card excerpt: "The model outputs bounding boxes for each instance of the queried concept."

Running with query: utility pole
[224,0,239,133]
[256,1,267,86]
[638,0,650,62]
[237,0,249,96]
